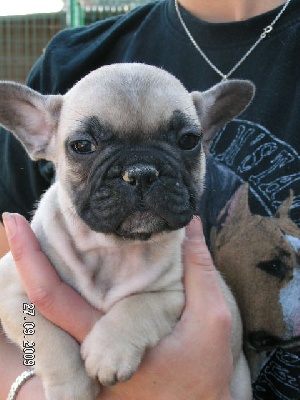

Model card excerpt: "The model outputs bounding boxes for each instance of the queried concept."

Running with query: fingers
[2,213,102,343]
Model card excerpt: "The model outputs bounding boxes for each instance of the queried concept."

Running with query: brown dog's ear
[0,82,63,161]
[191,80,255,149]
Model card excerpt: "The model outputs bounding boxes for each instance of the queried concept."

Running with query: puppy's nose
[122,164,159,188]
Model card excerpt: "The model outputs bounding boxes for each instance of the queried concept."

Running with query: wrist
[17,374,45,400]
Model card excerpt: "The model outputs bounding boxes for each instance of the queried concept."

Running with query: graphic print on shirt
[210,119,300,225]
[208,120,300,382]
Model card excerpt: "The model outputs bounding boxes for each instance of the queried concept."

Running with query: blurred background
[0,0,149,82]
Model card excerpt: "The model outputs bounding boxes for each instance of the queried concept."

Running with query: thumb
[182,217,226,315]
[184,217,214,271]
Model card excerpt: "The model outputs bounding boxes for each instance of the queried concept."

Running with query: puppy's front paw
[81,324,143,386]
[44,369,99,400]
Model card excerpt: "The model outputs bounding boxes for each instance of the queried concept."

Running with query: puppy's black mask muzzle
[73,145,200,240]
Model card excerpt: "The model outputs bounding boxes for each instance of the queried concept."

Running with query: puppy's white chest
[78,245,176,312]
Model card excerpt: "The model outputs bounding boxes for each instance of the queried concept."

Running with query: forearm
[0,325,44,400]
[0,323,233,400]
[99,383,233,400]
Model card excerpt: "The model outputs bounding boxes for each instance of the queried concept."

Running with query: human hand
[3,213,233,400]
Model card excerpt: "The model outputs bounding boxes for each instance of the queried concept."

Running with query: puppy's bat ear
[0,82,63,161]
[191,80,255,149]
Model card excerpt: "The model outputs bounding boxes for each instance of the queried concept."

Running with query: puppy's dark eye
[177,133,201,150]
[70,140,96,154]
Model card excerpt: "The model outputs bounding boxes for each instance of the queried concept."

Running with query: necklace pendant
[264,26,273,34]
[261,25,273,38]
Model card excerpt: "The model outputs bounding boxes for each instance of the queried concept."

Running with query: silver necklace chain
[175,0,292,80]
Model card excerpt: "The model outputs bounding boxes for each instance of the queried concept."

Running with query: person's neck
[177,0,288,22]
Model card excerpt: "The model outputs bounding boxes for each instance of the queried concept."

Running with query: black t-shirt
[1,1,300,398]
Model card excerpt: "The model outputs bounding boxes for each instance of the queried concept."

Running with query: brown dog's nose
[122,164,159,188]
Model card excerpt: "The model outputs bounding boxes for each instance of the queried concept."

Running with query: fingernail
[2,212,17,240]
[186,217,203,241]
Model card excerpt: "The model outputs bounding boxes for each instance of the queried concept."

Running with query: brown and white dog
[0,63,254,399]
[211,183,300,378]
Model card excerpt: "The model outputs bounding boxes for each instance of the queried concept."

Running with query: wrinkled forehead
[60,65,198,138]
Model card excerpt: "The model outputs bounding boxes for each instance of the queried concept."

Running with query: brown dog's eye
[177,133,201,151]
[70,140,96,154]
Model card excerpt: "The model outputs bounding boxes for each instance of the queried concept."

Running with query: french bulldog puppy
[0,63,254,400]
